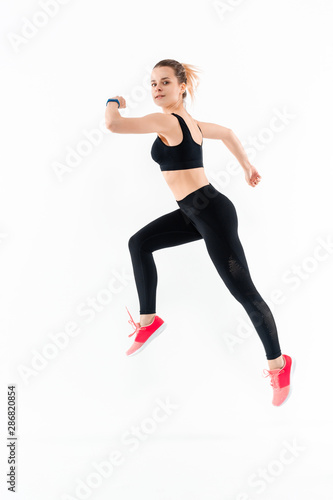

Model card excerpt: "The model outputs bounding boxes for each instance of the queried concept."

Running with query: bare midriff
[162,167,210,202]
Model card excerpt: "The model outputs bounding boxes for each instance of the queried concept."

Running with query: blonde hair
[152,59,202,102]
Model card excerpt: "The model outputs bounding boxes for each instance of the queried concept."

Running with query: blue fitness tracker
[106,98,120,108]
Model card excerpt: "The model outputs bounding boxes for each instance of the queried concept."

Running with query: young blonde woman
[105,59,295,406]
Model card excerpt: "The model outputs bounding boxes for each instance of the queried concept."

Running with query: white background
[1,0,332,499]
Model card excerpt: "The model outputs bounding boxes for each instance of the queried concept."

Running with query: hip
[176,182,238,231]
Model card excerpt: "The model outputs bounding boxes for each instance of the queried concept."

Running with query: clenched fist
[244,164,262,187]
[109,95,126,109]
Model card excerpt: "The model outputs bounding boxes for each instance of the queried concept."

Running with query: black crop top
[151,113,204,171]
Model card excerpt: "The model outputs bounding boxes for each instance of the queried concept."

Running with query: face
[151,66,186,109]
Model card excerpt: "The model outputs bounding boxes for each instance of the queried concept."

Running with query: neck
[161,103,186,115]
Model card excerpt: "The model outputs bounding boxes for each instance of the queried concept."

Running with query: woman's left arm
[222,130,262,188]
[222,129,251,171]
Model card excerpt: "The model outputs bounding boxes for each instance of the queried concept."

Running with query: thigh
[130,208,203,252]
[189,191,251,273]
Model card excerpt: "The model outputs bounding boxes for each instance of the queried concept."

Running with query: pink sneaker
[125,306,167,357]
[262,354,296,406]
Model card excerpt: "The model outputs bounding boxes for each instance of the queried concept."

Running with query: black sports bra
[151,113,204,171]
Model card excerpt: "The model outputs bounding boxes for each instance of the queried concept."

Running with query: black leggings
[128,183,282,360]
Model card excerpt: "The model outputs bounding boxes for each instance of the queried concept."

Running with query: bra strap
[171,113,191,139]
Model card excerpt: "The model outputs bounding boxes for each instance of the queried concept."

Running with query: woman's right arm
[105,96,172,135]
[106,112,172,135]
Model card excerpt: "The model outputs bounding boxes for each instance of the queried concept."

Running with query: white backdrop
[1,1,332,499]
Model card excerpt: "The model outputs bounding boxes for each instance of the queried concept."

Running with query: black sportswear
[128,183,282,360]
[151,113,204,171]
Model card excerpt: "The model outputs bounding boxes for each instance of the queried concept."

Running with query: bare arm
[105,100,261,186]
[222,130,262,186]
[221,130,252,171]
[196,120,249,169]
[105,97,171,135]
[105,100,122,129]
[195,120,232,141]
[196,119,261,187]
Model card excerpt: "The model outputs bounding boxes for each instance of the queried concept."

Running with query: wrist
[240,159,251,171]
[106,98,120,108]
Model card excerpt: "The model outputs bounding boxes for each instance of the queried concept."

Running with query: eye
[151,82,169,86]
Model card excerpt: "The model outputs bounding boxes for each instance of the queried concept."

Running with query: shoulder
[144,112,176,132]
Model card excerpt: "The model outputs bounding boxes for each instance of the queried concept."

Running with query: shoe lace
[125,306,143,337]
[262,367,285,389]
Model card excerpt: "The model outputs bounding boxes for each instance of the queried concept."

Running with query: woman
[105,59,295,406]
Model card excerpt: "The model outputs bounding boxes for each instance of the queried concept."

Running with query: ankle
[268,355,285,371]
[140,313,156,327]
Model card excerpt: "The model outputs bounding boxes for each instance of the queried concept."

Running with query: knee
[128,233,138,253]
[128,231,144,254]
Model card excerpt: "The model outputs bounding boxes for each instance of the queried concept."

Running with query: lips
[156,95,165,99]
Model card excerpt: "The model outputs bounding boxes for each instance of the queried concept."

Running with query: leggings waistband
[176,183,220,210]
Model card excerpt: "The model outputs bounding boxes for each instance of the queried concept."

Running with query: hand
[109,95,126,109]
[244,163,262,187]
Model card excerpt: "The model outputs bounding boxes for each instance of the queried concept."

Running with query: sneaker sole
[275,355,296,407]
[127,322,167,357]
